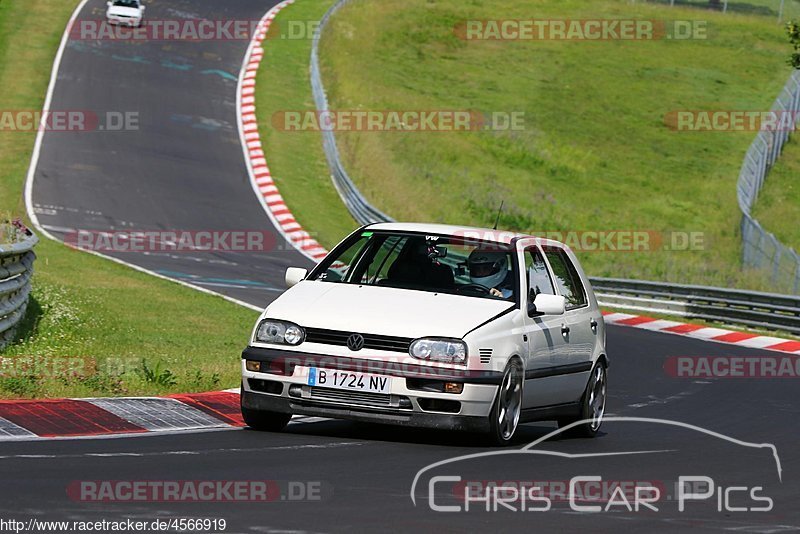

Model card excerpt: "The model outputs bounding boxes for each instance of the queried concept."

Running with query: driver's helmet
[467,249,508,289]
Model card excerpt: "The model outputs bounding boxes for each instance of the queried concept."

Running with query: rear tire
[558,361,607,438]
[487,358,524,445]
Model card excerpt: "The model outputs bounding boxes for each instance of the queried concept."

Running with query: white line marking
[21,0,264,314]
[0,441,363,459]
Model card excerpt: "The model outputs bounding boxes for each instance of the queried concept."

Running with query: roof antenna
[492,200,505,230]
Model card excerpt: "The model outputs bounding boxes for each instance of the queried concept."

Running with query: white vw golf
[105,0,145,27]
[241,223,608,444]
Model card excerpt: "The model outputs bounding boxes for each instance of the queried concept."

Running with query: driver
[467,249,513,299]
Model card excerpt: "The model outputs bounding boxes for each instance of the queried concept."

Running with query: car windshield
[112,0,139,7]
[309,231,517,302]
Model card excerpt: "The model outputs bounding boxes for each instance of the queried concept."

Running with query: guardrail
[310,0,393,225]
[591,277,800,335]
[738,70,800,295]
[0,227,38,350]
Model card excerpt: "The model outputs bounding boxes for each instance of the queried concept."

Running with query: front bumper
[107,16,141,27]
[241,346,500,432]
[242,389,491,433]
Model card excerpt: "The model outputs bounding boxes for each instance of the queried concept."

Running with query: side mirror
[529,293,566,316]
[140,5,146,10]
[107,1,112,6]
[285,267,308,288]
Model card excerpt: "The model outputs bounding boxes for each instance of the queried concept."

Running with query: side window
[524,248,555,298]
[543,248,587,309]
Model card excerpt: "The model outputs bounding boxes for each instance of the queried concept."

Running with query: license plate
[307,367,391,394]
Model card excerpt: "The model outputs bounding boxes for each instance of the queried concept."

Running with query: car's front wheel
[487,358,524,445]
[240,389,292,432]
[558,361,607,438]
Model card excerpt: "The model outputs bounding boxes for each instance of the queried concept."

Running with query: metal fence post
[736,70,800,294]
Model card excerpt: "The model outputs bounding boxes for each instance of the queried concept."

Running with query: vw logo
[346,333,365,351]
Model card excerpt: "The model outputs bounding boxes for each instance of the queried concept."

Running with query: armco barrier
[310,0,393,225]
[0,227,37,350]
[591,277,800,335]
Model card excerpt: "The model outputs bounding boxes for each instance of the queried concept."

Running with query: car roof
[365,222,565,248]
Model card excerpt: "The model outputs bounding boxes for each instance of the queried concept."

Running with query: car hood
[264,281,514,339]
[107,6,141,16]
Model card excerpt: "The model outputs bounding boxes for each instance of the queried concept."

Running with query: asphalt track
[19,0,800,532]
[30,0,310,308]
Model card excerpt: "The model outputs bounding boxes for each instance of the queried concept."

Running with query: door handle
[561,324,570,335]
[590,318,598,329]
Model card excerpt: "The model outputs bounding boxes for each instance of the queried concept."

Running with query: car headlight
[409,338,467,364]
[254,320,305,345]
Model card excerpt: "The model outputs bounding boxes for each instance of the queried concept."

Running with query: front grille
[304,327,412,353]
[308,387,391,408]
[479,348,493,364]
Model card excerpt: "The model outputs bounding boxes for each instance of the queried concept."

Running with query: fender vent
[479,349,493,364]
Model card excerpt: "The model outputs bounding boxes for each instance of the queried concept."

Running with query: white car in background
[241,223,608,444]
[106,0,145,27]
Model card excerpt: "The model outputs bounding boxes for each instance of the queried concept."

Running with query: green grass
[752,135,800,250]
[254,0,357,248]
[260,0,797,291]
[0,0,257,398]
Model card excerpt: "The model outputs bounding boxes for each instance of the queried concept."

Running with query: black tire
[241,405,291,432]
[558,361,607,438]
[487,358,524,445]
[240,386,292,432]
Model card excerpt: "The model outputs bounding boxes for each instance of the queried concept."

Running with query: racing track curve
[28,0,311,309]
[15,0,800,531]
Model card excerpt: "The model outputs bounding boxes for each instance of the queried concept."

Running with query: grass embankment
[0,0,257,398]
[753,136,800,250]
[255,0,357,248]
[258,0,797,292]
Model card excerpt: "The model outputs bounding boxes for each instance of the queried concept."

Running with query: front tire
[240,388,291,432]
[487,359,524,445]
[558,361,607,438]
